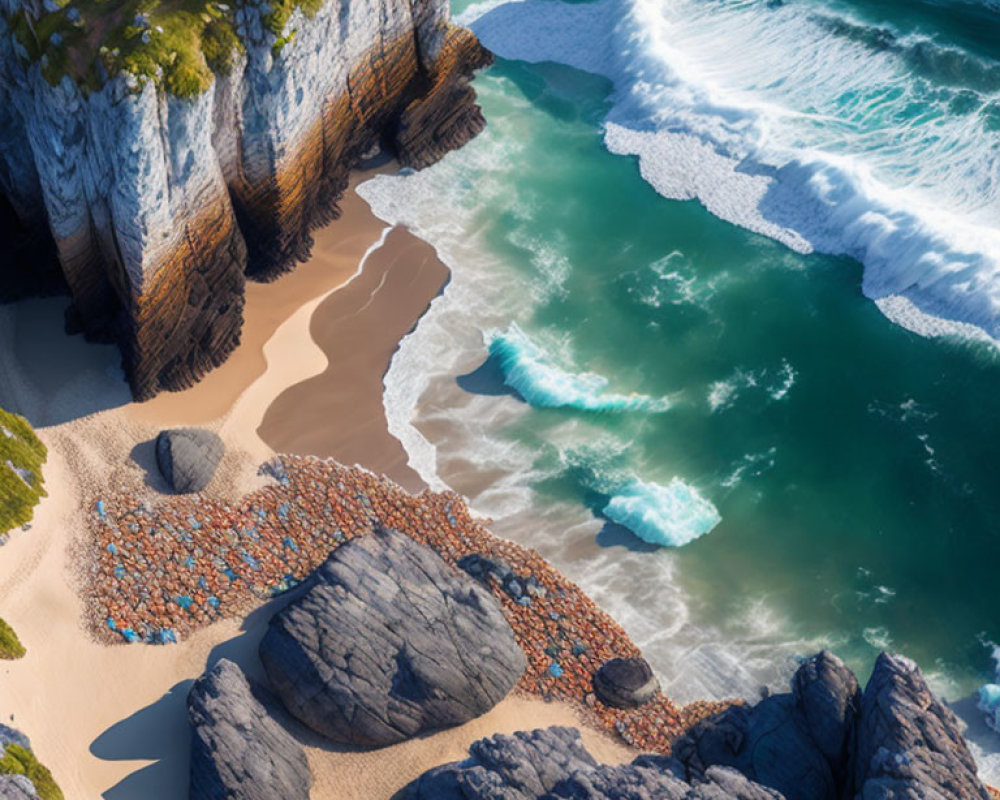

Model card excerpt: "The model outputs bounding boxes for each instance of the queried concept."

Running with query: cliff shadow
[0,297,130,427]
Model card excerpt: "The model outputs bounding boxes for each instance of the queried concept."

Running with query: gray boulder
[188,658,311,800]
[0,776,39,800]
[259,529,526,747]
[593,657,660,709]
[155,428,223,493]
[674,651,860,800]
[853,652,991,800]
[397,726,786,799]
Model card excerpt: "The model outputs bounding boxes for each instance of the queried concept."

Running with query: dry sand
[0,177,636,799]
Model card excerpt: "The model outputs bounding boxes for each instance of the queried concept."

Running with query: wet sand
[257,226,449,493]
[127,171,391,429]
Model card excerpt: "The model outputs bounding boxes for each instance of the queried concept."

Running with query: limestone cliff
[0,0,490,399]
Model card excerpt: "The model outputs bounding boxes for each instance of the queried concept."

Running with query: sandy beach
[0,174,637,799]
[258,226,449,492]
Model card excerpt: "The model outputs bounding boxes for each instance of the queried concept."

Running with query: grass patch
[4,0,328,97]
[0,744,63,800]
[0,618,25,660]
[0,408,46,535]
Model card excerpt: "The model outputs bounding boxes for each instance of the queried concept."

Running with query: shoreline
[0,169,640,798]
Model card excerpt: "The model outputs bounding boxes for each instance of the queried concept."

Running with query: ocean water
[360,0,1000,775]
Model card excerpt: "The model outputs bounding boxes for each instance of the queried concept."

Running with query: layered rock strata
[0,0,490,399]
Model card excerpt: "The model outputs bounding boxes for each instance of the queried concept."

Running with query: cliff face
[0,0,490,399]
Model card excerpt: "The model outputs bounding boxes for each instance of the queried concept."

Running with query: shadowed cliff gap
[0,0,492,401]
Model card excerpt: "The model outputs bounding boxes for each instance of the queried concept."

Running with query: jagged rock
[155,428,224,494]
[593,657,660,709]
[259,529,525,747]
[854,652,991,800]
[674,651,859,800]
[0,776,39,800]
[398,725,786,799]
[188,658,311,800]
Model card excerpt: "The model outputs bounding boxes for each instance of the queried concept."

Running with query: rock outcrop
[259,528,525,746]
[188,658,311,800]
[0,776,39,800]
[854,652,991,800]
[675,650,991,800]
[155,428,224,494]
[593,657,660,710]
[398,726,785,800]
[0,0,490,399]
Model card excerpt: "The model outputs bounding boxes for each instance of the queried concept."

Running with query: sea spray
[489,324,672,413]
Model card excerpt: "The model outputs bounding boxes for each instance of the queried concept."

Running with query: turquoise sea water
[361,0,1000,769]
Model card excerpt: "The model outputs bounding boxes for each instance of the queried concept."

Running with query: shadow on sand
[0,297,130,427]
[90,582,315,799]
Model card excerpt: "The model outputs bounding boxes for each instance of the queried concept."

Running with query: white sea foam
[490,323,672,413]
[603,476,721,547]
[469,0,1000,344]
[707,360,797,412]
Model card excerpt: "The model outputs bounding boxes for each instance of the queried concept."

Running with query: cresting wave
[467,0,1000,342]
[489,324,672,412]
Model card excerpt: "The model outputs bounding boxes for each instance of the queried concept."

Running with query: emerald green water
[363,0,1000,757]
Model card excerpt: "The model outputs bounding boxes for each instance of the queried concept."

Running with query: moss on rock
[0,618,25,660]
[0,744,63,800]
[0,408,46,535]
[3,0,327,98]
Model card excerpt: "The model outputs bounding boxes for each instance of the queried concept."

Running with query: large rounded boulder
[259,529,526,747]
[188,658,311,800]
[593,657,660,709]
[155,428,223,494]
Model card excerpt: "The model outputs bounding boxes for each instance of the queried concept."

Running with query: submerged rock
[155,428,224,494]
[593,657,660,709]
[398,725,785,799]
[188,658,311,800]
[259,529,525,746]
[854,652,991,800]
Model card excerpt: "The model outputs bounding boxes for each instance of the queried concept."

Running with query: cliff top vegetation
[4,0,322,98]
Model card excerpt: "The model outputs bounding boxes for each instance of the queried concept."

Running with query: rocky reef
[399,652,994,800]
[0,0,490,399]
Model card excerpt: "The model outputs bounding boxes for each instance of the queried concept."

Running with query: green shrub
[0,744,63,800]
[0,618,25,660]
[0,408,46,534]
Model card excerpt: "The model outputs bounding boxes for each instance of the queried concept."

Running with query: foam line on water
[469,0,1000,343]
[490,324,671,413]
